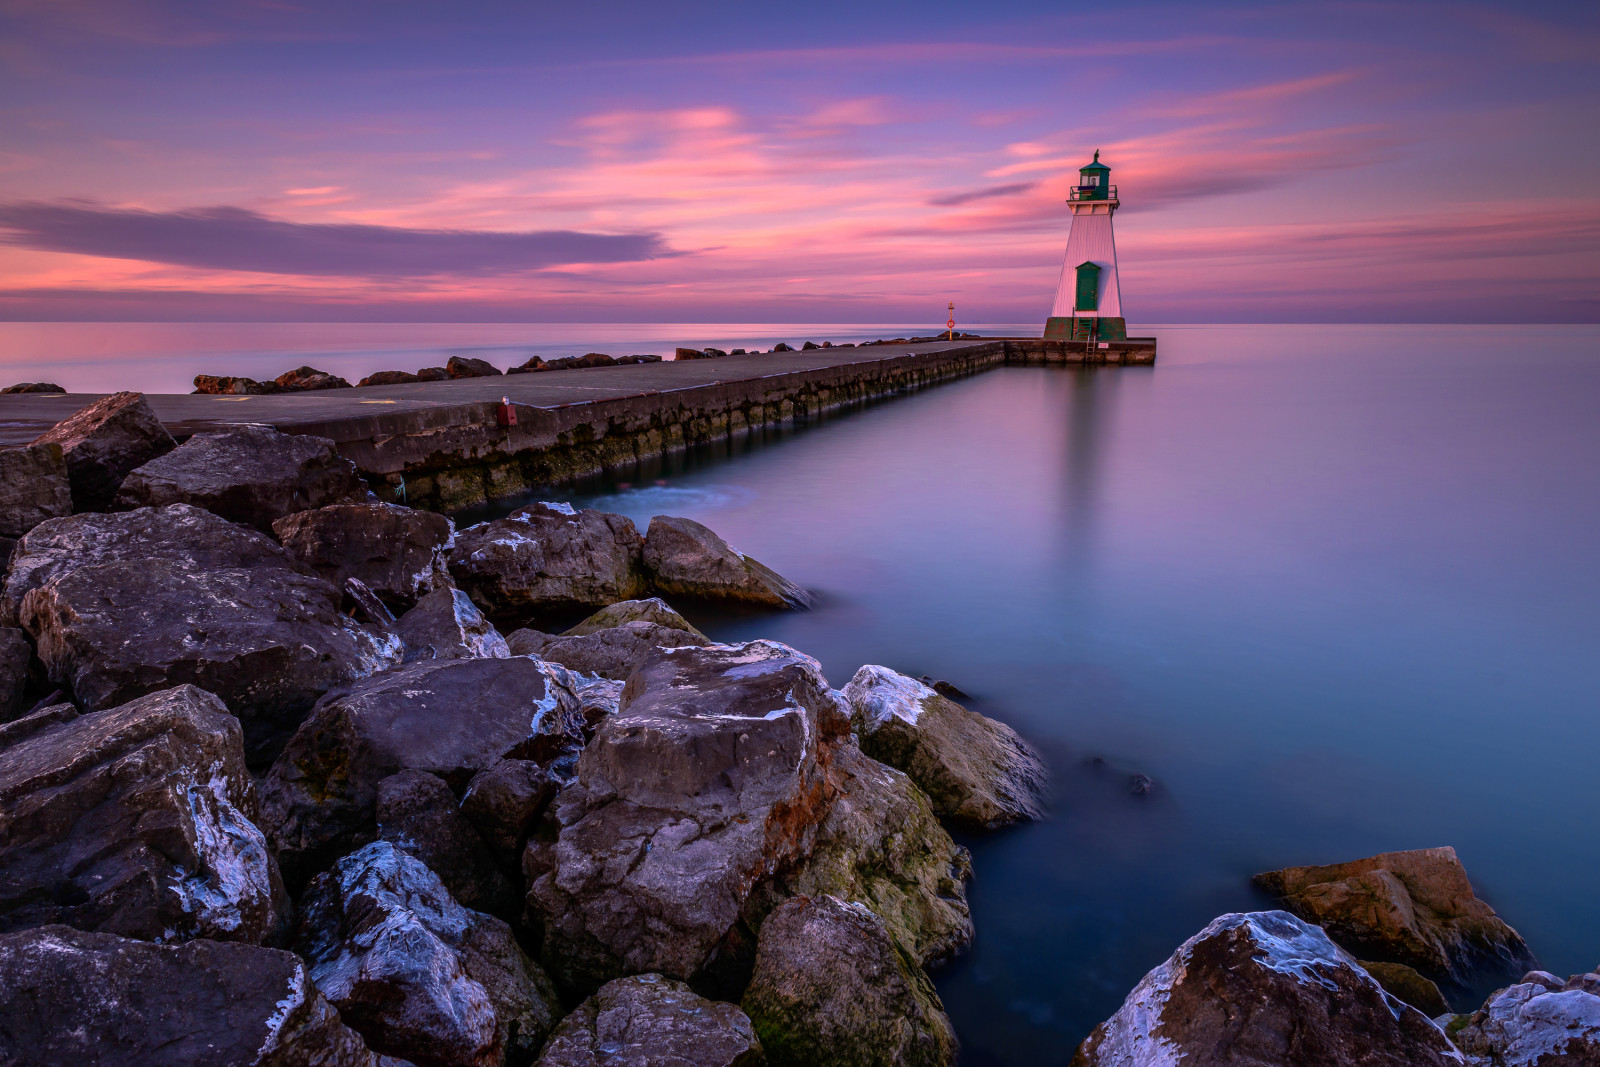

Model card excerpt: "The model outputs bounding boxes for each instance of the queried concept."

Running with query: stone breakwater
[4,382,1585,1066]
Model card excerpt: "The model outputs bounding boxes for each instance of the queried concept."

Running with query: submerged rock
[742,895,956,1067]
[1361,959,1452,1017]
[524,640,849,992]
[114,424,364,533]
[448,502,647,627]
[31,391,175,512]
[843,665,1046,830]
[397,587,510,662]
[537,973,766,1067]
[1253,847,1535,985]
[261,656,584,889]
[1070,911,1466,1066]
[0,925,388,1067]
[296,841,560,1067]
[1452,967,1600,1066]
[21,558,401,763]
[0,443,72,538]
[273,502,455,611]
[376,769,515,917]
[758,744,972,970]
[0,685,287,945]
[642,515,812,609]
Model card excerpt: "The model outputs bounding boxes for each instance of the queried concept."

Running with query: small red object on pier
[496,396,517,427]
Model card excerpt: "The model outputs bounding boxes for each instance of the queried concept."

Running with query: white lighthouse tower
[1044,151,1126,342]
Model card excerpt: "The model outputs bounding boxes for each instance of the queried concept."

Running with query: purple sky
[1,0,1596,322]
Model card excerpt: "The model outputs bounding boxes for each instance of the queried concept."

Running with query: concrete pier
[1,336,1154,512]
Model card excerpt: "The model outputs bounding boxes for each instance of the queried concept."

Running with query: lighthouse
[1044,151,1126,343]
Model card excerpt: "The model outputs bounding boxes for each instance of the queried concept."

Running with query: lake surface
[492,324,1595,1064]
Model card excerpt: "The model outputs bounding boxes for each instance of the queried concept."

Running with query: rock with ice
[0,925,389,1066]
[396,587,510,662]
[1070,910,1466,1066]
[296,841,559,1067]
[0,685,288,946]
[843,664,1046,830]
[1452,968,1600,1066]
[260,656,585,890]
[376,769,516,917]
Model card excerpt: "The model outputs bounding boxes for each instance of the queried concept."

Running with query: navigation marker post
[946,301,956,341]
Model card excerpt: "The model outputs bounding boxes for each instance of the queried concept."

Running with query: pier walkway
[1,336,1154,511]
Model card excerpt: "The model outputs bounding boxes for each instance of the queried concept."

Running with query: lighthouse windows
[1084,174,1100,187]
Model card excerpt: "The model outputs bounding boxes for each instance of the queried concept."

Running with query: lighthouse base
[1043,316,1126,342]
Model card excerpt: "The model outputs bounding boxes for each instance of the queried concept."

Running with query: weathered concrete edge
[273,337,1153,512]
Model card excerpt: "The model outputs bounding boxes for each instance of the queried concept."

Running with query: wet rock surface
[843,665,1046,830]
[1452,968,1600,1066]
[21,557,401,763]
[642,515,812,609]
[31,391,174,512]
[1254,847,1535,985]
[296,841,560,1067]
[376,769,516,917]
[397,587,511,662]
[115,424,364,532]
[0,925,388,1067]
[0,443,72,538]
[524,640,849,992]
[0,685,287,945]
[741,894,956,1067]
[537,973,766,1067]
[274,502,455,611]
[261,656,583,890]
[1070,911,1466,1067]
[757,743,972,969]
[448,503,647,626]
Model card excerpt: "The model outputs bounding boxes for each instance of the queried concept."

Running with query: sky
[0,0,1596,323]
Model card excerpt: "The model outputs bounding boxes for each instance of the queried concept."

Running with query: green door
[1074,262,1100,312]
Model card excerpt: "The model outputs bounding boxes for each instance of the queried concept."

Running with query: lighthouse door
[1074,262,1101,313]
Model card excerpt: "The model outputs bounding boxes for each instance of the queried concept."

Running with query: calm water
[497,324,1595,1064]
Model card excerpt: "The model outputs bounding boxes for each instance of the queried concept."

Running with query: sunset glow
[1,1,1595,322]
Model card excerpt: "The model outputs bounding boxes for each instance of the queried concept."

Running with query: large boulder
[397,587,510,662]
[260,656,585,890]
[276,365,351,391]
[757,743,971,969]
[0,503,303,625]
[842,665,1046,830]
[296,841,560,1067]
[1070,911,1466,1066]
[563,597,708,639]
[448,502,647,627]
[537,973,766,1067]
[273,503,455,611]
[376,769,516,917]
[0,685,287,945]
[1,382,65,394]
[0,925,388,1066]
[524,640,850,992]
[0,443,72,538]
[31,391,175,512]
[1452,968,1600,1066]
[114,424,364,532]
[642,515,811,609]
[0,627,31,721]
[21,558,402,763]
[193,374,278,395]
[1253,847,1535,985]
[505,596,709,680]
[742,895,957,1067]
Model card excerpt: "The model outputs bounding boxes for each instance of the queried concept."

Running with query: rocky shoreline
[1,391,1595,1066]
